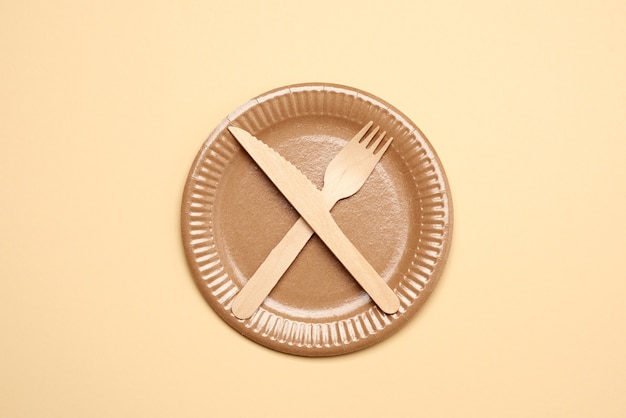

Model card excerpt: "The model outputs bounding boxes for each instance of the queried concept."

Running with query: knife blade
[228,126,399,314]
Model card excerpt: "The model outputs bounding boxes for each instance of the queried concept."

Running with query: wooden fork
[231,122,394,319]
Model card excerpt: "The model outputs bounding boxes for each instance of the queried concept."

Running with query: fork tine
[350,121,374,144]
[359,126,380,145]
[367,130,387,150]
[374,136,393,155]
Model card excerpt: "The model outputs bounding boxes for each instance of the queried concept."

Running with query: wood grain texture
[231,122,396,319]
[228,126,399,315]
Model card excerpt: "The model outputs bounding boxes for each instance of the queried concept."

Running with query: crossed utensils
[228,122,400,319]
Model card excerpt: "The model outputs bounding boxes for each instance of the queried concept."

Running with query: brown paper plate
[181,83,452,356]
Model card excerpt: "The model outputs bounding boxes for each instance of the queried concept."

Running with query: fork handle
[231,216,316,319]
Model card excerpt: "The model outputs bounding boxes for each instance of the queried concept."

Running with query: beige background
[2,0,625,417]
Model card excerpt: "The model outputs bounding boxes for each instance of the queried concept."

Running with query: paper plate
[181,83,452,356]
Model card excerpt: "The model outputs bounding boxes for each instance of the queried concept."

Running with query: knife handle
[231,217,315,319]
